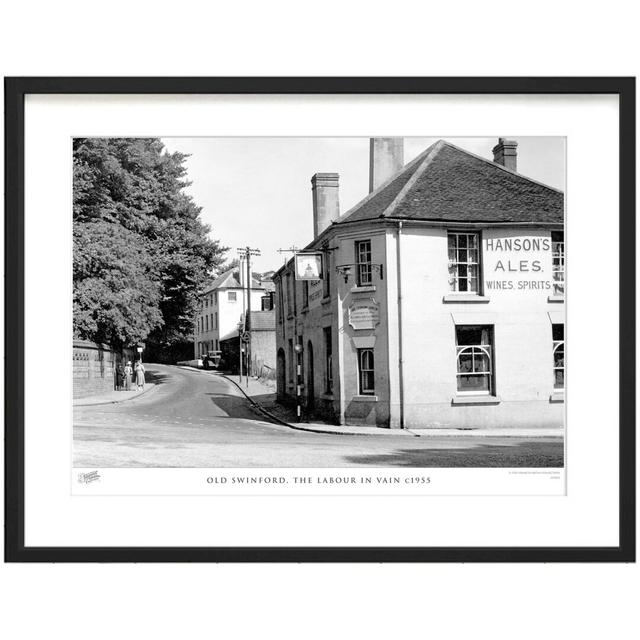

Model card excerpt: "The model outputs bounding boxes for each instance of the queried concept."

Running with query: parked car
[176,358,203,368]
[203,350,222,370]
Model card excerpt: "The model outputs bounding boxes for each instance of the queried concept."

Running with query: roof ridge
[204,266,266,293]
[439,140,564,194]
[381,140,446,218]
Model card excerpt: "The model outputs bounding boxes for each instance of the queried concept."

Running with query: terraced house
[274,137,565,430]
[194,267,267,359]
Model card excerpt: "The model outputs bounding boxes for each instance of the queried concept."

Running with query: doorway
[277,348,286,401]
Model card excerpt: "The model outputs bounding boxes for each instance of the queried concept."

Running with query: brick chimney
[369,138,404,192]
[311,173,340,238]
[492,138,518,172]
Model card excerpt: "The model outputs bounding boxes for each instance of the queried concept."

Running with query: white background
[1,2,638,639]
[25,94,603,548]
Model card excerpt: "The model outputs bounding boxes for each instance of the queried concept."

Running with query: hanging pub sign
[294,252,323,280]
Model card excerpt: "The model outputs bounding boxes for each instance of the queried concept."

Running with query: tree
[73,221,163,346]
[73,138,227,358]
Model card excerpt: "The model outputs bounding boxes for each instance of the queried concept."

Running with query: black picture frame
[4,77,635,563]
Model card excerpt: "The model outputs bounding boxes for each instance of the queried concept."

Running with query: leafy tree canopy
[73,138,227,353]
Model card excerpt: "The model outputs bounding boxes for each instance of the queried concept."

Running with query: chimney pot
[492,138,518,172]
[311,173,340,238]
[369,138,404,192]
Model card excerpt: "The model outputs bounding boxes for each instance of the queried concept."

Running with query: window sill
[547,295,564,303]
[352,394,378,402]
[320,392,334,400]
[549,391,565,403]
[321,296,332,305]
[351,285,376,293]
[287,314,294,320]
[301,305,309,314]
[443,294,490,303]
[451,395,501,405]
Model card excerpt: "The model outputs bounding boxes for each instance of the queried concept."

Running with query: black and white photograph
[2,2,638,636]
[72,135,566,472]
[6,76,632,565]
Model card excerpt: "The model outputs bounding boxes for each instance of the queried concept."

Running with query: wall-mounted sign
[482,231,553,293]
[348,302,380,330]
[295,252,323,281]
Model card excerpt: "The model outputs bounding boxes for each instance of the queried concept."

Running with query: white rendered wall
[395,225,564,429]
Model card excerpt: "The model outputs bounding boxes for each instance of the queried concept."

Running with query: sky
[161,137,565,274]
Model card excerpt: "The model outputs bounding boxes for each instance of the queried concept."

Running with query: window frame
[455,325,494,396]
[357,347,375,396]
[551,230,565,296]
[355,239,373,286]
[448,231,482,294]
[324,327,333,394]
[552,323,565,390]
[228,290,237,302]
[286,272,293,316]
[322,248,331,298]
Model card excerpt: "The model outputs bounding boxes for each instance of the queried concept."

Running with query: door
[277,348,286,400]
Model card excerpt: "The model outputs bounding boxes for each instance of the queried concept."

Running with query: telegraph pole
[277,246,299,265]
[237,246,261,379]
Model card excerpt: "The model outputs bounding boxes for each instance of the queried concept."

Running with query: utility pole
[237,246,261,380]
[277,246,300,265]
[237,321,244,386]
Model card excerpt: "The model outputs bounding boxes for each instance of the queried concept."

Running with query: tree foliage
[73,138,227,352]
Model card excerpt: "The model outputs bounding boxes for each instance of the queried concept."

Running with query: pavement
[218,371,564,438]
[73,364,564,468]
[74,383,157,406]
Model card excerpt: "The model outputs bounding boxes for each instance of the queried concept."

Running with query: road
[73,364,564,468]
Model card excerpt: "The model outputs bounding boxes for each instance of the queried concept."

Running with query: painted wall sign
[482,232,553,292]
[348,302,380,330]
[307,278,324,310]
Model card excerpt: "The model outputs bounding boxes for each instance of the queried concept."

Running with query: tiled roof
[337,140,564,225]
[205,268,262,293]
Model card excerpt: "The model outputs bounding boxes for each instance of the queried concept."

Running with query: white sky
[161,137,565,274]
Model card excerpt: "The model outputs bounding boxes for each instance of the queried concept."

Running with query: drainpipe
[396,221,405,429]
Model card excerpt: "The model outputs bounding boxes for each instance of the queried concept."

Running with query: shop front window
[456,325,493,395]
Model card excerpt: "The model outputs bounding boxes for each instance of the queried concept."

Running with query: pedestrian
[123,361,133,391]
[135,360,145,390]
[116,363,124,391]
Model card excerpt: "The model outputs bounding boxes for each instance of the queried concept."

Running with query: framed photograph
[4,77,635,562]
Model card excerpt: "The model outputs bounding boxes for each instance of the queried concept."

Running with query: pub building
[273,138,565,429]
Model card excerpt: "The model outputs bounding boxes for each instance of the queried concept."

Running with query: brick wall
[73,340,133,398]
